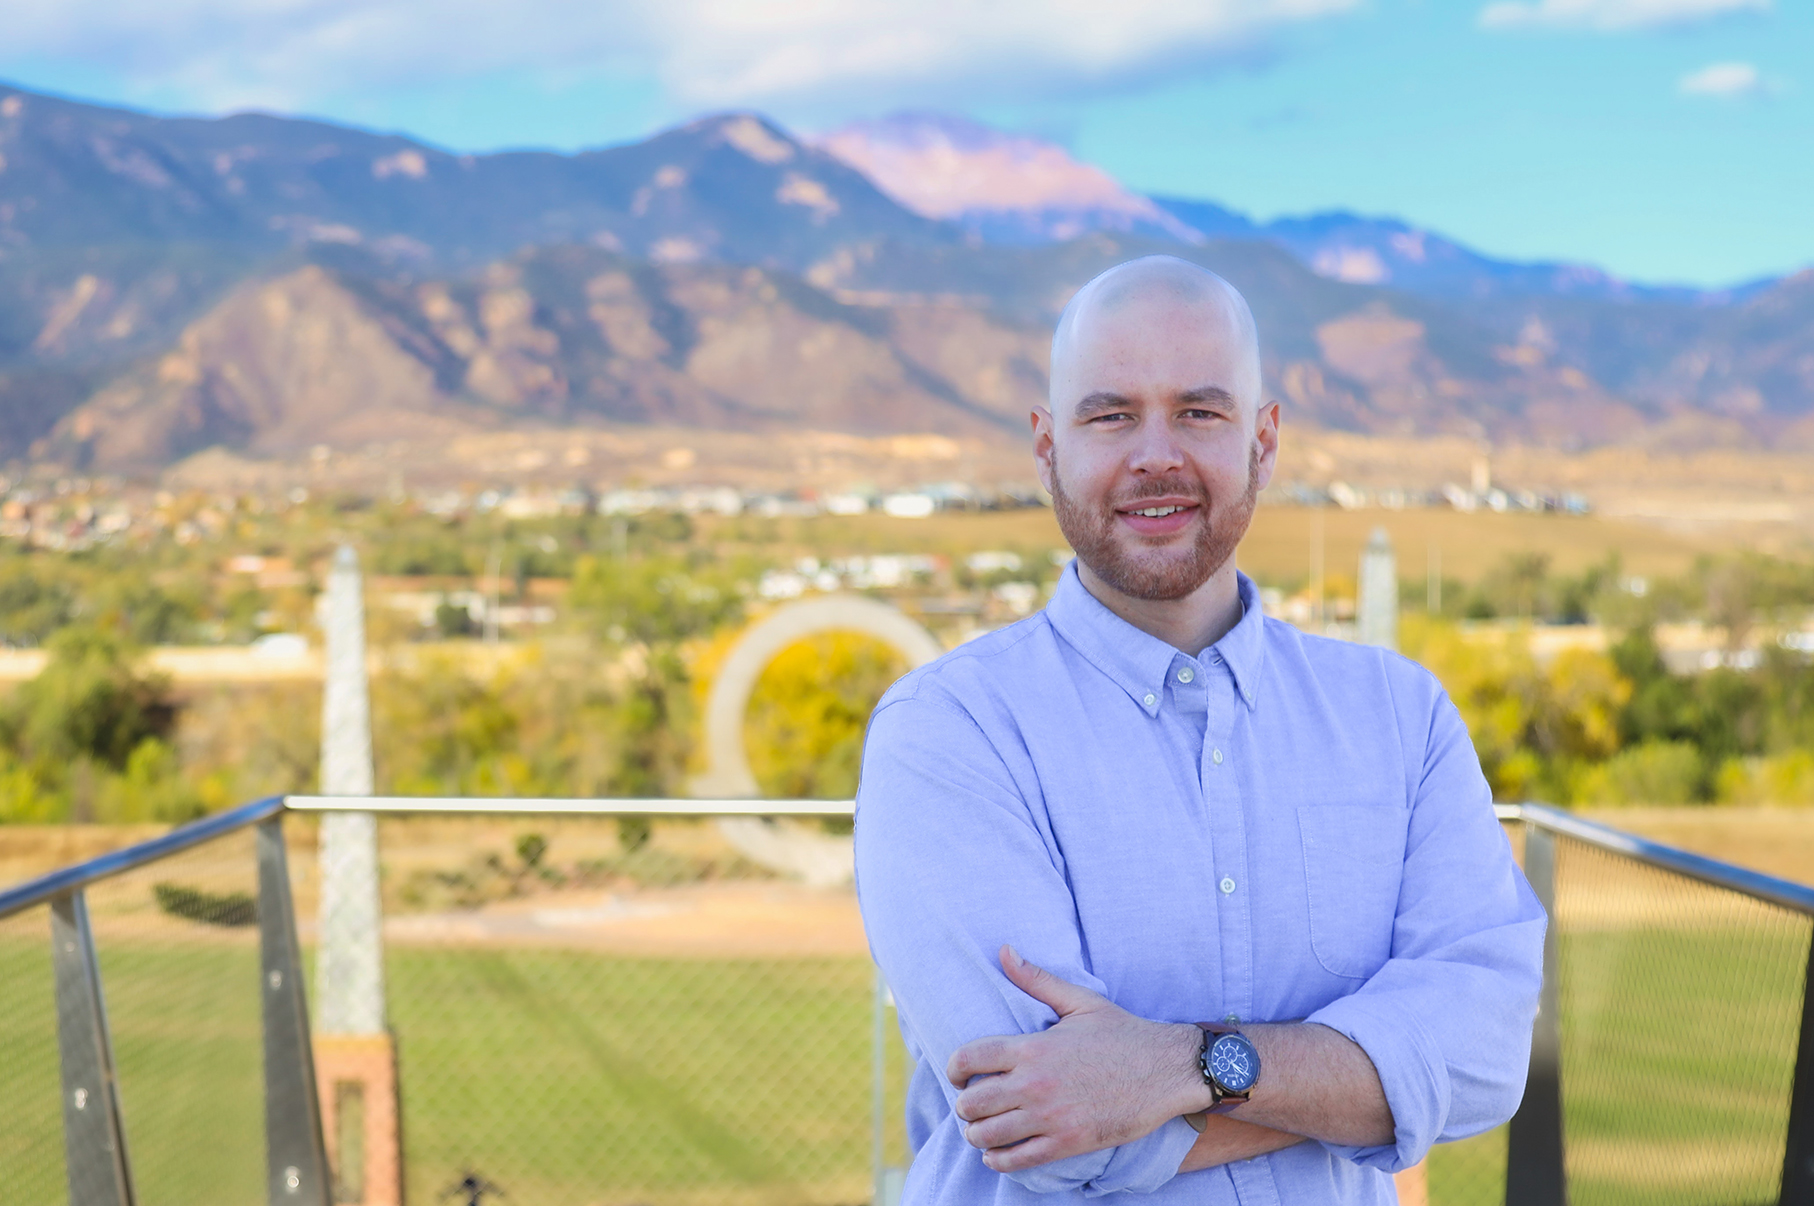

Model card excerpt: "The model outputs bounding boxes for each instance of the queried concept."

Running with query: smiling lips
[1115,498,1201,536]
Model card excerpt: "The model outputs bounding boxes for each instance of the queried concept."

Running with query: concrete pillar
[317,544,383,1033]
[313,545,401,1206]
[1358,527,1398,651]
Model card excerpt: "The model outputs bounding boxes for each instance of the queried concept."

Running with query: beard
[1051,443,1260,602]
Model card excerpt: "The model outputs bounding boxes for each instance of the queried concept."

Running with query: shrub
[1576,741,1706,806]
[1716,752,1814,807]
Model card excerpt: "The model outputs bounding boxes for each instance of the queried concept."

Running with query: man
[854,256,1545,1205]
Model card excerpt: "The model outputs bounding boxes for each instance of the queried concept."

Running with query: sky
[0,0,1805,288]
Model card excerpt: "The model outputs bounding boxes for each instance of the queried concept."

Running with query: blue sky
[1,0,1804,287]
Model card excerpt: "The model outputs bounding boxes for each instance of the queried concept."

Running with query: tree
[569,554,747,645]
[743,632,906,803]
[7,625,176,770]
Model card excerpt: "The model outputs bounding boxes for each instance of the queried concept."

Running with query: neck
[1076,560,1245,655]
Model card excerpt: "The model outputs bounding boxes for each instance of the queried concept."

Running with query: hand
[947,945,1209,1173]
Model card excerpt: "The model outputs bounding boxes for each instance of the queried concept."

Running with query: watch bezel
[1207,1032,1260,1095]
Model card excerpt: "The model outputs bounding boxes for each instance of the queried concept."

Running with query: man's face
[1036,288,1278,602]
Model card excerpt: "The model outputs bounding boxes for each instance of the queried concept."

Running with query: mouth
[1115,499,1201,536]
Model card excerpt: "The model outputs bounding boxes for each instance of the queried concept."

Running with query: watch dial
[1210,1035,1259,1093]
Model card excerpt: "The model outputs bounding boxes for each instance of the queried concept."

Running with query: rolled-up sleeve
[856,691,1198,1198]
[1309,690,1547,1173]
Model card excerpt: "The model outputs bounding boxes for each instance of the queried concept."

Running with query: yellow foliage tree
[1400,616,1633,802]
[743,632,908,803]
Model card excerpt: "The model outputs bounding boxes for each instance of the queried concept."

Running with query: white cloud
[1678,61,1765,96]
[1479,0,1767,31]
[0,0,1358,118]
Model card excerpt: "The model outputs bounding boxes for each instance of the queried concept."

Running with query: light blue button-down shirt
[855,565,1545,1206]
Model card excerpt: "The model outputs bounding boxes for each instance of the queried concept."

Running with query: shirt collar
[1046,562,1266,716]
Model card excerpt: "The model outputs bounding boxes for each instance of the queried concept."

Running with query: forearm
[1230,1022,1395,1148]
[1177,1115,1305,1172]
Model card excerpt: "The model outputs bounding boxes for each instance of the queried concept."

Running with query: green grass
[2,901,1806,1206]
[0,928,895,1206]
[0,922,265,1206]
[387,948,888,1206]
[1557,924,1808,1206]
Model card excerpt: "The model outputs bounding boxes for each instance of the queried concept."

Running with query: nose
[1126,418,1186,476]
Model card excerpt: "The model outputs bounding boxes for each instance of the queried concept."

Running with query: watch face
[1209,1034,1260,1093]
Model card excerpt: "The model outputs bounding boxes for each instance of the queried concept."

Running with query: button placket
[1203,664,1254,1027]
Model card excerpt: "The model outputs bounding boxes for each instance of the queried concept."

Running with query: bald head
[1050,256,1262,416]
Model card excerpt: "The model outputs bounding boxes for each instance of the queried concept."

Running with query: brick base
[316,1032,404,1206]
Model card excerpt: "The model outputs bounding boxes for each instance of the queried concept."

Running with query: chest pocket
[1297,804,1408,979]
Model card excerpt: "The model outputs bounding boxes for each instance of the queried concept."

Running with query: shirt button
[1143,693,1156,707]
[1212,748,1223,765]
[1220,877,1236,894]
[1177,667,1194,683]
[1225,1014,1241,1026]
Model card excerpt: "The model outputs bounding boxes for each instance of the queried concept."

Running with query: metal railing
[3,797,1812,1206]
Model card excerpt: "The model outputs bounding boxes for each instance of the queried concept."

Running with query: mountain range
[2,82,1811,476]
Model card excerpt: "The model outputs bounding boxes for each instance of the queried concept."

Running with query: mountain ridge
[2,82,1812,475]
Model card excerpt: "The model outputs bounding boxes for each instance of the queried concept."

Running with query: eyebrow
[1072,385,1237,419]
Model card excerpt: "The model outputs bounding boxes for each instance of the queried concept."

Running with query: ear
[1031,406,1056,496]
[1253,400,1281,493]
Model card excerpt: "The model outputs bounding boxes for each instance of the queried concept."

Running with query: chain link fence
[1553,835,1808,1206]
[0,900,65,1204]
[1420,815,1814,1206]
[360,813,908,1206]
[89,829,269,1206]
[1,827,273,1206]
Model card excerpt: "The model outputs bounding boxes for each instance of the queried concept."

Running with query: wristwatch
[1194,1021,1261,1115]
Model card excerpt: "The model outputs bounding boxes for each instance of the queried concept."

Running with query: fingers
[953,1073,1019,1123]
[964,1107,1040,1152]
[982,1135,1072,1174]
[999,945,1108,1018]
[947,1035,1024,1088]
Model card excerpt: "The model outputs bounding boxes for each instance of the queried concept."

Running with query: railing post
[1506,825,1568,1206]
[1781,934,1814,1206]
[259,817,332,1206]
[872,968,905,1206]
[51,890,136,1206]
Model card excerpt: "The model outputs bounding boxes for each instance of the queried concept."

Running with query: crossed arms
[948,944,1394,1176]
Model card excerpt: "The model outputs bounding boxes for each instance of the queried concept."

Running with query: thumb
[1000,944,1107,1018]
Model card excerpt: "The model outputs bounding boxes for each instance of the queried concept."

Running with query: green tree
[6,625,177,770]
[569,554,747,644]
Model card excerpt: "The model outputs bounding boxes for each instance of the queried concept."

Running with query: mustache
[1106,479,1210,509]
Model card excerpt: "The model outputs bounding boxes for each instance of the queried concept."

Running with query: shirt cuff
[1306,991,1450,1173]
[1083,1116,1200,1197]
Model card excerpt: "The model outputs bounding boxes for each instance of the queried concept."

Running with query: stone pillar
[314,545,402,1206]
[1357,527,1398,651]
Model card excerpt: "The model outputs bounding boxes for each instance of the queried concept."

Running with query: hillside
[40,249,1047,471]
